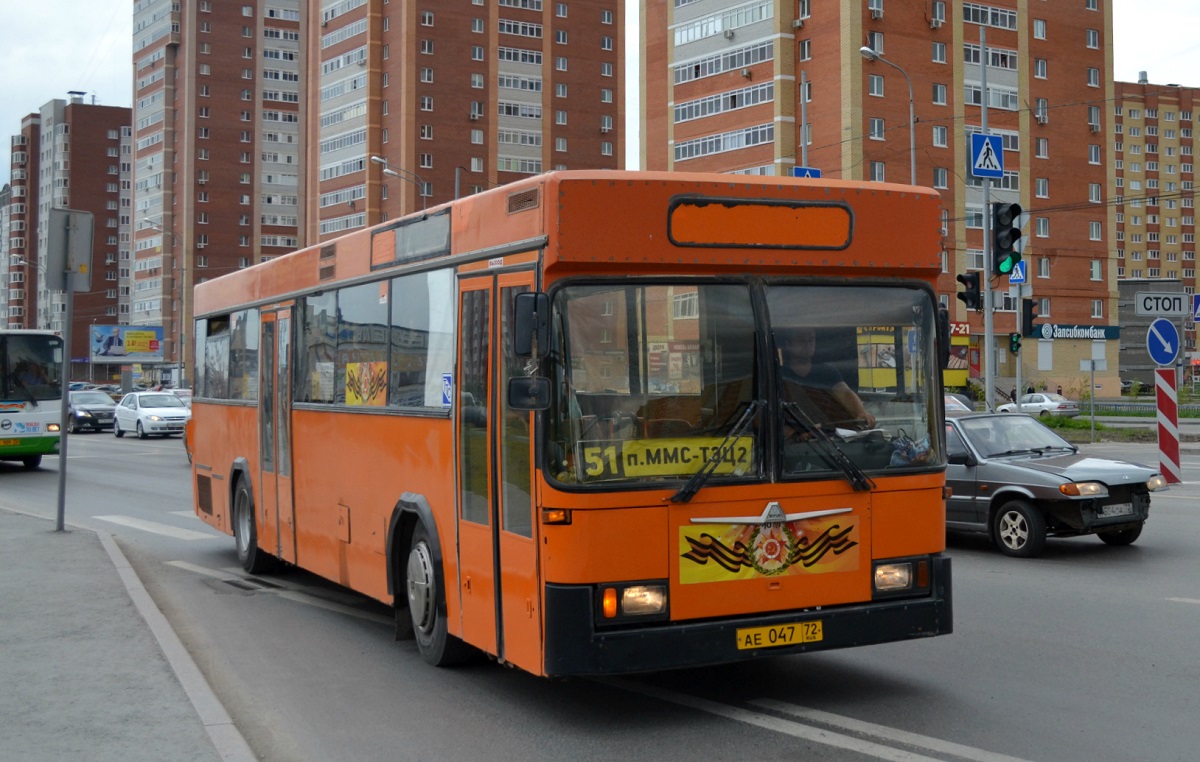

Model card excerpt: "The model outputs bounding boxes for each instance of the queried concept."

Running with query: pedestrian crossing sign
[970,133,1004,179]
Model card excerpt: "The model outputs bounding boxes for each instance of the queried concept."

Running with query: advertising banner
[90,325,165,364]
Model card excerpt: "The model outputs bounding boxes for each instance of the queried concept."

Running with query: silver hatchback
[945,412,1167,557]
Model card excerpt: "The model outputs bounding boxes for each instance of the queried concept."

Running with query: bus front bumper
[0,435,60,459]
[543,554,952,677]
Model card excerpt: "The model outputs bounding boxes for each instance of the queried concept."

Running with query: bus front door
[456,272,540,672]
[259,308,296,565]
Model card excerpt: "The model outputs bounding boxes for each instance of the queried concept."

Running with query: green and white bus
[0,330,64,469]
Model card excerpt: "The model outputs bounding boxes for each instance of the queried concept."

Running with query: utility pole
[980,25,995,413]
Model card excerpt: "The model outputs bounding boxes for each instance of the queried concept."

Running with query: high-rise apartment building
[309,0,624,240]
[642,0,1121,396]
[1114,75,1198,370]
[3,96,131,374]
[131,0,304,386]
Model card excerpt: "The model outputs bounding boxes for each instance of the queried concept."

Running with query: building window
[1033,19,1046,39]
[1087,68,1099,88]
[421,68,433,83]
[932,42,946,64]
[1036,217,1049,237]
[555,137,567,152]
[1036,137,1049,158]
[1034,59,1047,79]
[1090,260,1102,280]
[601,62,613,77]
[799,39,811,61]
[472,46,484,61]
[1090,221,1102,240]
[869,118,885,140]
[869,75,884,97]
[870,162,885,182]
[933,167,948,188]
[1035,177,1049,198]
[1089,144,1101,164]
[1086,28,1099,48]
[556,56,568,71]
[866,31,883,54]
[932,125,947,147]
[932,83,947,105]
[421,40,434,54]
[1091,300,1103,319]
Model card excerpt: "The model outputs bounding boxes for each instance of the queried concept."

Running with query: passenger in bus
[777,326,876,432]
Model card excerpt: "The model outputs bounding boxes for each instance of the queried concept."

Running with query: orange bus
[190,171,952,677]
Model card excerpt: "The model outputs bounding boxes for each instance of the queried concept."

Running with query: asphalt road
[3,434,1199,761]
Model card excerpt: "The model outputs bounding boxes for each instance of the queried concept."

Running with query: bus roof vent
[507,188,540,214]
[318,243,336,281]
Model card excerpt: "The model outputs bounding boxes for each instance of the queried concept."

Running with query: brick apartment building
[309,0,625,239]
[130,0,305,386]
[2,96,132,379]
[641,0,1122,397]
[1114,75,1198,379]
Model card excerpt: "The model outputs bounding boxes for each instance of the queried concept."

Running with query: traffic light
[1021,298,1039,337]
[992,202,1023,277]
[956,272,982,311]
[1008,332,1022,355]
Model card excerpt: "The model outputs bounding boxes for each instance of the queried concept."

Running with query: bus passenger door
[456,272,540,673]
[259,308,297,565]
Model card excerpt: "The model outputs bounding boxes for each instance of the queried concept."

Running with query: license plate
[1098,503,1134,518]
[736,620,823,650]
[0,438,18,447]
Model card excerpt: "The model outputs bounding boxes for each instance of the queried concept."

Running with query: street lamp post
[370,155,428,211]
[859,46,917,186]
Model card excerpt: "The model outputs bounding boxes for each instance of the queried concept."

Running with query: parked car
[113,391,192,439]
[67,390,118,433]
[171,388,193,407]
[1120,379,1135,394]
[944,394,973,413]
[995,392,1080,418]
[944,412,1167,557]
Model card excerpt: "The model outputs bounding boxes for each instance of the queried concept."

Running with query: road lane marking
[601,679,942,761]
[752,699,1033,762]
[94,515,217,541]
[1167,597,1200,606]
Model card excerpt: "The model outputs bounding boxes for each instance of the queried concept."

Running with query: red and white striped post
[1156,368,1182,484]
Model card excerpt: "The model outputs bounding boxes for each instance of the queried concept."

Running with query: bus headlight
[872,557,931,598]
[47,423,61,433]
[599,582,668,623]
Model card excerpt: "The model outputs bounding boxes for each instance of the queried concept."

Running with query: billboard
[90,325,165,364]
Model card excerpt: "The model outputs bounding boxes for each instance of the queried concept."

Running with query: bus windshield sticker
[345,361,388,406]
[576,436,754,482]
[679,517,860,583]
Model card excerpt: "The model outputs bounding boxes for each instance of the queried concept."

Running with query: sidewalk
[0,509,251,762]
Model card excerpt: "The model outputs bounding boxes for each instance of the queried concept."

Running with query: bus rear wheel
[233,478,276,574]
[406,524,472,667]
[21,455,42,469]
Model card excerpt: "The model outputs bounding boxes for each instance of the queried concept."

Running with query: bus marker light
[48,423,61,432]
[602,588,618,618]
[621,585,666,616]
[542,508,571,525]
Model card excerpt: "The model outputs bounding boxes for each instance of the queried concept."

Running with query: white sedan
[995,392,1080,419]
[114,391,192,439]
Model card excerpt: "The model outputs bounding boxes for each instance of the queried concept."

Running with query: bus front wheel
[234,478,276,574]
[406,524,472,667]
[21,455,42,469]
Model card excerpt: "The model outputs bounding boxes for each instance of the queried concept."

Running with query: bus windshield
[546,282,941,487]
[1,333,63,403]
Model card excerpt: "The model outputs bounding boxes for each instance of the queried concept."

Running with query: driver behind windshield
[776,326,876,432]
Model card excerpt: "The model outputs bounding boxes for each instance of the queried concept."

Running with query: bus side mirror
[937,306,951,370]
[513,292,549,359]
[508,376,551,411]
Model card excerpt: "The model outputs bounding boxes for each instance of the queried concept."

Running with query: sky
[0,0,1197,185]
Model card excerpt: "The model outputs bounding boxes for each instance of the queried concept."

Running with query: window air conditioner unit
[792,18,804,28]
[723,29,735,39]
[1036,114,1048,124]
[930,18,943,28]
[871,9,884,19]
[470,113,481,120]
[1089,123,1100,133]
[600,126,610,133]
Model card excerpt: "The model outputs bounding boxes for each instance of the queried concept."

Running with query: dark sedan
[945,412,1167,557]
[68,390,118,433]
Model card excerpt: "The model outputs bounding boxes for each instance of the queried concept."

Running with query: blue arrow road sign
[792,166,822,178]
[1008,260,1026,284]
[970,133,1004,179]
[1193,293,1200,321]
[1147,318,1180,366]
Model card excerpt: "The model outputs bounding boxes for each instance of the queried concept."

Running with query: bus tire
[233,477,276,574]
[406,523,472,667]
[21,455,42,469]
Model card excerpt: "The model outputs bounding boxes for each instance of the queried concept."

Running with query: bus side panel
[289,409,457,607]
[192,402,258,536]
[539,505,671,584]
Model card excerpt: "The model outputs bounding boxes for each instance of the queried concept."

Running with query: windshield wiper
[8,374,38,407]
[781,401,874,492]
[670,400,760,504]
